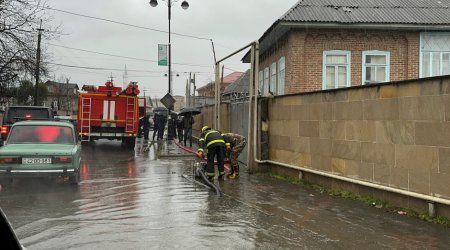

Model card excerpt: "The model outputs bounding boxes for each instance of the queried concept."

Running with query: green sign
[158,44,168,66]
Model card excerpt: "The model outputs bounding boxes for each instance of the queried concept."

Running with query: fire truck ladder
[125,97,136,134]
[80,97,92,142]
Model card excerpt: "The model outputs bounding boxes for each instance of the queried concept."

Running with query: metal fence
[230,100,249,164]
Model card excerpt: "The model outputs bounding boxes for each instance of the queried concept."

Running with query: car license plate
[22,158,52,164]
[102,133,115,136]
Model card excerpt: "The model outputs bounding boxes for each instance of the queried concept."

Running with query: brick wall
[266,76,450,216]
[260,29,421,95]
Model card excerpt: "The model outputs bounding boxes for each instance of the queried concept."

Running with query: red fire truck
[77,81,145,149]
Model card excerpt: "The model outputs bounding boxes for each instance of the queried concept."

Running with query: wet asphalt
[0,138,448,249]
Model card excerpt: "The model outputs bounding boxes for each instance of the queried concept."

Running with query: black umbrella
[178,107,201,116]
[153,107,168,116]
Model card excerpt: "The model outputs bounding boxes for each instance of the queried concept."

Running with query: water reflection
[0,140,447,249]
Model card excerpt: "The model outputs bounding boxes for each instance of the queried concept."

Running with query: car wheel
[69,171,80,185]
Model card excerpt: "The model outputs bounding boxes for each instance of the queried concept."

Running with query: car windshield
[7,125,75,144]
[5,108,50,124]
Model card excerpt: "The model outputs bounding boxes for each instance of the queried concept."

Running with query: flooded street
[0,139,448,249]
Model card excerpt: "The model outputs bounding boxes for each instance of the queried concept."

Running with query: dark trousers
[177,129,183,142]
[183,128,192,146]
[152,126,158,140]
[157,124,165,140]
[206,145,225,176]
[143,128,149,139]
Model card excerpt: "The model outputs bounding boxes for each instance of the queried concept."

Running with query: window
[263,67,269,95]
[8,125,75,144]
[323,51,351,90]
[362,51,390,85]
[258,70,263,95]
[270,62,277,94]
[420,32,450,77]
[277,57,285,95]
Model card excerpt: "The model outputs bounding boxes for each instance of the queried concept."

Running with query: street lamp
[149,0,189,95]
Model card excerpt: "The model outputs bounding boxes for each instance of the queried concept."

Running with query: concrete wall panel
[263,77,450,214]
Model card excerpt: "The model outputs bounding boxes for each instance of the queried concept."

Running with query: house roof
[223,72,244,83]
[223,70,250,95]
[243,0,450,62]
[281,0,450,25]
[197,72,244,91]
[45,81,79,90]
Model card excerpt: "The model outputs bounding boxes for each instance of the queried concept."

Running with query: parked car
[0,120,81,185]
[0,106,54,145]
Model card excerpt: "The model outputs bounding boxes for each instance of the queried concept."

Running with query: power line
[48,43,214,68]
[47,62,164,73]
[40,5,237,50]
[44,6,211,41]
[47,62,214,75]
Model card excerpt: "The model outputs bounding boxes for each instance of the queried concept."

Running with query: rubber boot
[227,167,235,178]
[228,165,239,179]
[218,172,225,181]
[206,174,214,182]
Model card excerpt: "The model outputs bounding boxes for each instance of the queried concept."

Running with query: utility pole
[66,78,70,115]
[34,20,44,106]
[192,73,196,107]
[188,72,192,106]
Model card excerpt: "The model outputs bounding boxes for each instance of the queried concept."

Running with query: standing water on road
[0,140,448,249]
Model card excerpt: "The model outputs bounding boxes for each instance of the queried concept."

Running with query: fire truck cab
[77,81,145,149]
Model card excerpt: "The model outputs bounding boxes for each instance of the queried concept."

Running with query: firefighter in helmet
[197,126,226,181]
[223,133,247,179]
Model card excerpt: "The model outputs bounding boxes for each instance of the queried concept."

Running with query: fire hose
[174,140,226,196]
[173,140,231,172]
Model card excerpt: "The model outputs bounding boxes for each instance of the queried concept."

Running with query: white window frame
[420,32,450,78]
[270,62,277,94]
[277,57,285,95]
[362,51,390,85]
[322,50,351,90]
[258,70,263,95]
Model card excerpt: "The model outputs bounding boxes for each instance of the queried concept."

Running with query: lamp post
[149,0,189,95]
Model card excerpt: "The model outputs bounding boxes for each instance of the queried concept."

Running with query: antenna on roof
[108,73,114,82]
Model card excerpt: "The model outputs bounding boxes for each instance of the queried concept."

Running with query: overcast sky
[44,0,298,98]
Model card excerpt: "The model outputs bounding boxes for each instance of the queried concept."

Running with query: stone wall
[267,76,450,215]
[193,104,230,138]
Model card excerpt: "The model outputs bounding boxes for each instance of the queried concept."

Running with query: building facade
[248,0,450,96]
[45,80,79,116]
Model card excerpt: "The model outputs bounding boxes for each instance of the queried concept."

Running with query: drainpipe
[248,43,450,209]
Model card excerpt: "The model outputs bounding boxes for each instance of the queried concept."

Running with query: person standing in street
[142,114,151,140]
[197,126,226,181]
[157,114,167,140]
[176,117,184,143]
[223,133,247,179]
[152,114,160,141]
[182,115,194,147]
[168,112,177,140]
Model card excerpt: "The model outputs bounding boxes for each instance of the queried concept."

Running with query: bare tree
[0,0,57,88]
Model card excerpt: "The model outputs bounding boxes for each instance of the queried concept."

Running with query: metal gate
[230,100,249,164]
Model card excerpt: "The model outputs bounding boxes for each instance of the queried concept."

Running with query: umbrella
[178,107,201,116]
[153,107,168,116]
